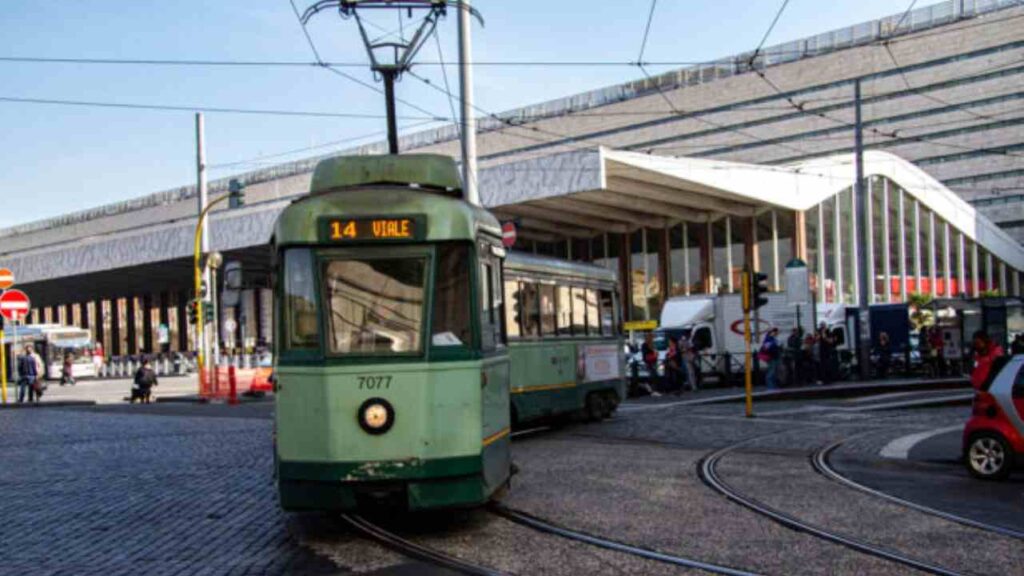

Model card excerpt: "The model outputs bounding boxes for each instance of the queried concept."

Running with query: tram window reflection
[571,287,587,335]
[599,290,614,336]
[284,248,320,350]
[504,280,521,339]
[556,285,572,336]
[539,284,556,336]
[586,289,600,336]
[322,257,426,355]
[520,282,540,337]
[433,244,472,348]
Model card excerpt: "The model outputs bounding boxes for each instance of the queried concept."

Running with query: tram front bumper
[277,455,490,511]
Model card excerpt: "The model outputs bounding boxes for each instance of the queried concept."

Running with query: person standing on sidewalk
[16,344,44,403]
[759,328,781,390]
[131,359,159,404]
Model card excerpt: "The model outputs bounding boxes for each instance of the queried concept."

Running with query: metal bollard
[228,365,238,405]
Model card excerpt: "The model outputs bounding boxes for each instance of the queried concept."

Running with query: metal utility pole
[458,0,479,206]
[195,113,211,371]
[854,79,871,380]
[382,70,400,154]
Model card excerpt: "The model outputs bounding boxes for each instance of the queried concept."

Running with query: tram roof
[506,251,617,284]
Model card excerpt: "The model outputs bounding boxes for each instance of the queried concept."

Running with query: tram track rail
[490,505,764,576]
[811,438,1024,541]
[341,514,508,576]
[698,439,971,576]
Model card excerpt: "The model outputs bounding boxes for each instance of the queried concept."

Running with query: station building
[1,0,1023,357]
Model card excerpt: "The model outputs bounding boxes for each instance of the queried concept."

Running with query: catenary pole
[854,79,871,380]
[458,0,479,206]
[195,113,211,377]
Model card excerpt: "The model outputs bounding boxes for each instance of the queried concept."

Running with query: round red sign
[0,268,13,290]
[502,221,517,248]
[0,288,30,321]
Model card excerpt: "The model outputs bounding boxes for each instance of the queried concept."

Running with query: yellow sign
[623,320,658,331]
[325,217,419,241]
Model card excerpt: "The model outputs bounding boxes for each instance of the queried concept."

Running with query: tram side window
[599,290,615,336]
[283,248,319,350]
[585,289,600,336]
[539,284,556,336]
[520,282,541,337]
[571,286,587,335]
[556,285,572,336]
[479,258,504,351]
[505,279,521,339]
[432,244,472,348]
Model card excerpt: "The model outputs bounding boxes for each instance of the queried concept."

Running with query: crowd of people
[777,323,843,388]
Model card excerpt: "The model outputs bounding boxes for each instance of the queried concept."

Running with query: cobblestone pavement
[0,390,1009,575]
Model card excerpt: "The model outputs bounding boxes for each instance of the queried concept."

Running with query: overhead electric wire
[637,0,659,64]
[0,95,445,120]
[744,0,1024,163]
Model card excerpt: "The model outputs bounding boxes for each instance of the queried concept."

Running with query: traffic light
[228,179,246,209]
[187,300,198,325]
[203,302,215,324]
[751,271,769,310]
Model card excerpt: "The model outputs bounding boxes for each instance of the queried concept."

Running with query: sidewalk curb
[0,400,97,409]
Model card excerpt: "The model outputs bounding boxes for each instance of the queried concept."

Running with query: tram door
[478,246,511,490]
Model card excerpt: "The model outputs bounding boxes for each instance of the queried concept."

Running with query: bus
[3,324,97,380]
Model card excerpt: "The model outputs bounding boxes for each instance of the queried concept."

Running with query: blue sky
[0,0,910,228]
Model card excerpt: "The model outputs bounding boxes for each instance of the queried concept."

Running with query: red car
[964,355,1024,480]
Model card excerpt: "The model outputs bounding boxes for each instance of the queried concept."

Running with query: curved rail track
[491,505,764,576]
[812,438,1024,541]
[698,440,970,576]
[342,514,507,576]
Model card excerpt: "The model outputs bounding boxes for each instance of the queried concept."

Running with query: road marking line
[879,425,963,459]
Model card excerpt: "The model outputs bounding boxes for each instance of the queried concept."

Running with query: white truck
[657,294,849,383]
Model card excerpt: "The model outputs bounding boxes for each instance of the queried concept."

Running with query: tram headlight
[357,398,395,435]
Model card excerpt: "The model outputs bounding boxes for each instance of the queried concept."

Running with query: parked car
[963,355,1024,480]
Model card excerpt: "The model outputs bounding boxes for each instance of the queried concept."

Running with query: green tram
[273,154,624,512]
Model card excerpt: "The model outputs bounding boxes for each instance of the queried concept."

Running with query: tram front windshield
[322,257,427,355]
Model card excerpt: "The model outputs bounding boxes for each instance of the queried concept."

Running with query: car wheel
[966,433,1014,480]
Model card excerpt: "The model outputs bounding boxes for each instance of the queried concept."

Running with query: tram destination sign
[321,215,426,243]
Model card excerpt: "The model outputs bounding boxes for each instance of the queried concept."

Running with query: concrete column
[898,189,908,301]
[865,180,874,304]
[833,196,844,303]
[158,292,170,353]
[957,233,966,297]
[94,300,105,356]
[126,297,137,356]
[971,242,979,296]
[142,294,154,354]
[725,217,734,294]
[745,216,759,274]
[682,223,691,296]
[816,206,826,302]
[793,210,807,262]
[986,252,994,292]
[943,223,952,297]
[702,221,713,294]
[176,292,189,352]
[913,201,922,295]
[928,212,937,297]
[657,227,671,305]
[771,210,781,291]
[617,233,632,322]
[999,261,1007,295]
[882,180,891,303]
[110,300,122,357]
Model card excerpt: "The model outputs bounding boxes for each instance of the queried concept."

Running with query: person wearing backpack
[131,359,159,404]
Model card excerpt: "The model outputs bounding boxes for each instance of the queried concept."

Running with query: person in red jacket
[970,330,1004,390]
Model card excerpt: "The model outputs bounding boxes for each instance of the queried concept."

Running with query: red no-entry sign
[0,289,30,321]
[502,221,517,248]
[0,268,13,290]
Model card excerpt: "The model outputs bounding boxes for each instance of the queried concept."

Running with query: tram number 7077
[357,375,392,390]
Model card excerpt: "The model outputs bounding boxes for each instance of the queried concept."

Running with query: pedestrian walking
[678,333,698,391]
[929,326,946,377]
[759,327,781,390]
[816,323,835,384]
[60,353,76,386]
[970,330,1004,390]
[131,359,159,404]
[640,333,661,397]
[785,326,803,387]
[664,339,683,394]
[16,344,45,403]
[92,342,104,377]
[875,332,892,379]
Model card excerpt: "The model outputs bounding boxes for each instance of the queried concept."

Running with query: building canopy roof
[482,147,1024,271]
